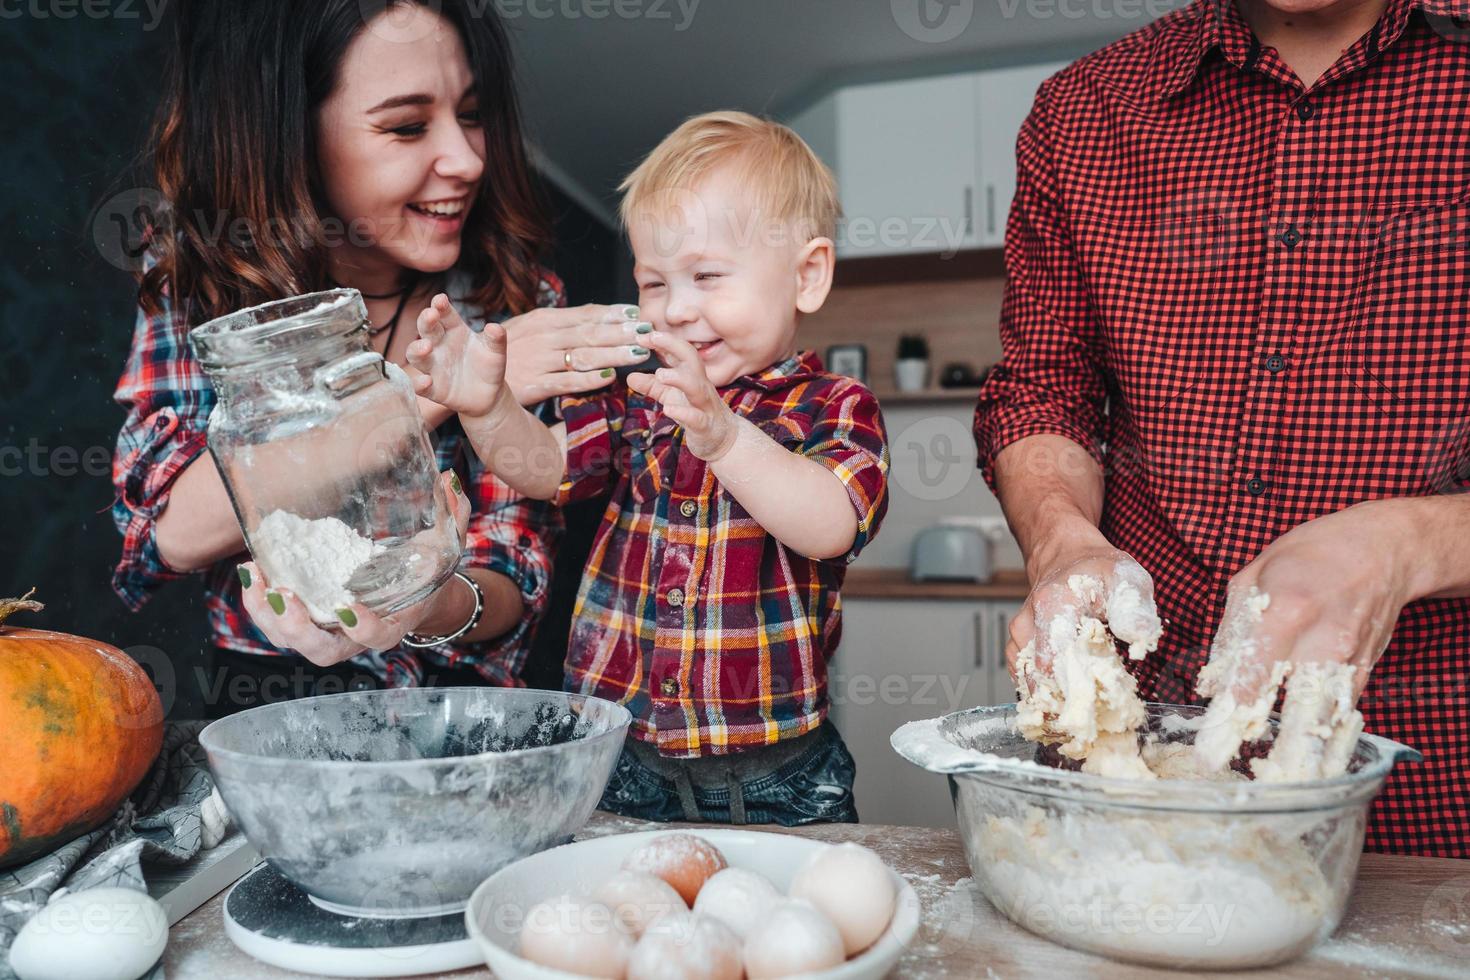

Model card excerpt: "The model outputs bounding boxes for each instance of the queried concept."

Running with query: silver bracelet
[401,571,484,649]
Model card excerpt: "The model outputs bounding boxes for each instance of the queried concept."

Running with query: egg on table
[742,899,847,979]
[692,867,781,941]
[788,842,897,956]
[622,833,728,906]
[593,869,689,938]
[518,894,634,979]
[627,911,743,980]
[8,887,168,980]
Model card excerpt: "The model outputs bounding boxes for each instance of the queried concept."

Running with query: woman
[112,0,647,712]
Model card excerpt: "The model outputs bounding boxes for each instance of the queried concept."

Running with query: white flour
[250,510,383,621]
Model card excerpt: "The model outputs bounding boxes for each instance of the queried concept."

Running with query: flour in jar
[250,510,384,621]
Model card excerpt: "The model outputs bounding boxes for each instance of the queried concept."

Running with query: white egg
[519,894,634,979]
[742,900,846,979]
[593,869,688,937]
[627,912,742,980]
[692,867,780,941]
[788,842,896,956]
[8,887,168,980]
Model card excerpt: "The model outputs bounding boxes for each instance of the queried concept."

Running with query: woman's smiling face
[315,5,484,286]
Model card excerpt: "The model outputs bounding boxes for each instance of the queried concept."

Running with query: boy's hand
[405,293,509,419]
[627,331,738,461]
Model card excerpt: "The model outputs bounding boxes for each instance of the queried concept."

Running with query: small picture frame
[825,344,868,384]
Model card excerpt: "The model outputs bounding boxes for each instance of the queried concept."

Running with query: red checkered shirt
[557,351,890,757]
[111,265,565,686]
[975,0,1470,857]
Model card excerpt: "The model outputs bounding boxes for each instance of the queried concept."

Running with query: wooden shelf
[872,386,982,405]
[843,567,1029,601]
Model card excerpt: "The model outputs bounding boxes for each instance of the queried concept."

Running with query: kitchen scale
[222,862,483,977]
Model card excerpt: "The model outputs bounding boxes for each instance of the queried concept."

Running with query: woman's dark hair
[138,0,552,321]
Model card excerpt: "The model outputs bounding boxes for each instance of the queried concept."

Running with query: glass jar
[191,289,461,626]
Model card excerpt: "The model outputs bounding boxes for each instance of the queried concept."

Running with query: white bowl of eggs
[464,829,921,979]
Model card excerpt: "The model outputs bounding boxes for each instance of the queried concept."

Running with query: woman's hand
[236,471,471,667]
[626,331,738,461]
[502,303,653,406]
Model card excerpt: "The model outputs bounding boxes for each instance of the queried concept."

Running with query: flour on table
[250,510,383,621]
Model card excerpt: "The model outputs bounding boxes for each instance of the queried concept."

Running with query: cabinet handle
[964,186,974,239]
[973,609,986,669]
[985,184,996,237]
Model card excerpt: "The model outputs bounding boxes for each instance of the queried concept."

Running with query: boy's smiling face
[628,165,833,388]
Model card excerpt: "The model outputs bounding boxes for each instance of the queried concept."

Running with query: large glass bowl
[199,688,631,917]
[892,703,1420,970]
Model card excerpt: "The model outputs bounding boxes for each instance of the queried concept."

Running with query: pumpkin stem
[0,588,44,629]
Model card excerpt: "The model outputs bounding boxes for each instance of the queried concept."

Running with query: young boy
[408,111,889,825]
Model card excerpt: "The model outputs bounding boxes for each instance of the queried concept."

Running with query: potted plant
[894,334,930,392]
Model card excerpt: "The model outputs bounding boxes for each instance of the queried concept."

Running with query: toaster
[910,520,993,583]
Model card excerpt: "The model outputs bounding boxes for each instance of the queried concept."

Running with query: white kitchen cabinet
[828,598,1023,829]
[832,74,978,257]
[787,62,1067,256]
[973,63,1066,246]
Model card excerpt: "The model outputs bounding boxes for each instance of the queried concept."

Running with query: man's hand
[1199,500,1424,706]
[626,331,738,461]
[406,293,509,419]
[1007,544,1163,684]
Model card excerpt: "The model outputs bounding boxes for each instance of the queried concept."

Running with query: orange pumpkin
[0,590,164,869]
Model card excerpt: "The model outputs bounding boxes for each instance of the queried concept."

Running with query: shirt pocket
[1345,194,1470,420]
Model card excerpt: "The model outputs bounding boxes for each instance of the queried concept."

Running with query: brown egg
[622,833,729,906]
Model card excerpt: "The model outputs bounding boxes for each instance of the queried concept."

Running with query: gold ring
[563,350,575,370]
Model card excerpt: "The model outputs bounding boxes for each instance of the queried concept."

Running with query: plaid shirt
[111,266,564,686]
[557,351,889,757]
[976,0,1470,857]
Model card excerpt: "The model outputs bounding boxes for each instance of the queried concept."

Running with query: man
[976,0,1470,856]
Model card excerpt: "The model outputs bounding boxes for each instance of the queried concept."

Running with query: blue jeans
[599,721,859,826]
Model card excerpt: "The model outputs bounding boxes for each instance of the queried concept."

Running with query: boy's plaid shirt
[557,351,889,757]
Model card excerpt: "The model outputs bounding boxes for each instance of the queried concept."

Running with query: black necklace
[369,273,421,353]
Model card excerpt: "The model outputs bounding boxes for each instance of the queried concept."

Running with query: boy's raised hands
[627,331,739,462]
[406,293,511,419]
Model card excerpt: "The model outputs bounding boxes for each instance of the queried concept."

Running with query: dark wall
[0,10,622,715]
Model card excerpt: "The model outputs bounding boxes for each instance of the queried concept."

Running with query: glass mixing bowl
[892,703,1420,970]
[199,688,632,917]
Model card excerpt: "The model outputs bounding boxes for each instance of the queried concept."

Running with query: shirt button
[660,677,680,697]
[1280,225,1302,250]
[1296,100,1315,121]
[1245,477,1268,496]
[666,588,685,607]
[679,500,698,518]
[1264,353,1287,374]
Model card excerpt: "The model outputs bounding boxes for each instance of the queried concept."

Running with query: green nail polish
[601,368,615,378]
[237,565,251,589]
[337,608,358,628]
[622,306,639,319]
[450,473,463,496]
[267,592,286,615]
[635,322,653,334]
[631,346,650,357]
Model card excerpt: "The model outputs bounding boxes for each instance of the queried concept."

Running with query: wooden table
[166,812,1469,979]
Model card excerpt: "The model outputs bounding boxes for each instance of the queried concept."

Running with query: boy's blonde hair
[618,110,841,243]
